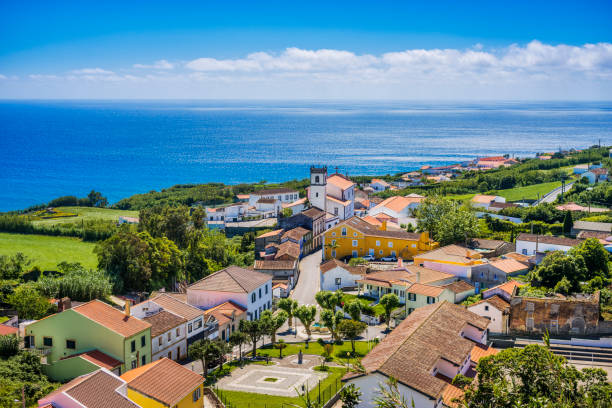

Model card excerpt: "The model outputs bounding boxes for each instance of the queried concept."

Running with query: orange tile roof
[372,195,424,213]
[188,266,271,293]
[469,295,510,313]
[142,310,186,338]
[488,258,529,274]
[282,227,310,241]
[442,383,464,408]
[442,280,475,294]
[257,229,284,238]
[61,349,122,370]
[406,283,445,297]
[204,300,247,326]
[0,325,17,335]
[320,258,367,275]
[275,241,301,260]
[483,280,524,298]
[416,245,483,264]
[327,195,352,206]
[470,343,499,363]
[254,259,296,270]
[72,300,151,338]
[149,293,205,321]
[327,174,355,190]
[471,194,498,204]
[362,215,383,226]
[371,179,390,186]
[122,358,204,407]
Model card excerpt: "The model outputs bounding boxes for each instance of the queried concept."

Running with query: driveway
[292,249,322,306]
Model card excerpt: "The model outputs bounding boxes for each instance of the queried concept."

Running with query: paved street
[535,182,574,205]
[292,249,322,306]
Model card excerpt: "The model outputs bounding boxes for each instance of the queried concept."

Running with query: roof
[443,280,475,294]
[470,343,499,363]
[471,194,499,204]
[236,194,250,199]
[573,221,612,233]
[253,188,298,195]
[254,259,296,270]
[72,300,151,338]
[61,350,122,370]
[46,370,140,408]
[501,252,532,264]
[479,156,506,161]
[257,229,284,238]
[483,280,524,298]
[468,295,510,313]
[282,227,310,241]
[121,358,204,407]
[406,283,445,297]
[577,230,612,242]
[142,310,186,338]
[466,239,508,251]
[488,258,529,274]
[516,233,583,247]
[282,197,307,208]
[360,301,489,400]
[555,202,609,213]
[362,215,383,226]
[301,207,326,219]
[275,241,301,260]
[204,300,247,326]
[327,174,355,190]
[327,195,352,206]
[0,324,17,335]
[371,195,424,213]
[160,292,188,303]
[371,178,390,186]
[442,383,464,408]
[149,293,204,321]
[415,245,483,264]
[334,216,423,240]
[256,198,277,204]
[356,266,453,288]
[188,266,271,294]
[320,258,367,275]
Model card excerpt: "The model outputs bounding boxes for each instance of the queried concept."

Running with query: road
[534,182,574,205]
[292,249,322,306]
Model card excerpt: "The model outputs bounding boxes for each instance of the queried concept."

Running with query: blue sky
[1,0,611,99]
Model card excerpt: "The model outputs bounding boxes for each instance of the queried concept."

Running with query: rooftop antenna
[334,166,339,174]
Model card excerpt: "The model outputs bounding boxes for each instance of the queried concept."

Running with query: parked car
[362,254,375,261]
[380,255,397,262]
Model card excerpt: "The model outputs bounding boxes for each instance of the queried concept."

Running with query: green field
[31,206,138,226]
[0,232,97,270]
[491,181,563,202]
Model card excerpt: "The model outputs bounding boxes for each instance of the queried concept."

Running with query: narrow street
[291,249,322,306]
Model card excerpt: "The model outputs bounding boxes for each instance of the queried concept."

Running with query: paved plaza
[216,356,330,397]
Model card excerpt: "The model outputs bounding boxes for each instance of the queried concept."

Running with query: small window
[265,284,269,294]
[352,240,358,247]
[332,232,336,236]
[193,387,201,402]
[391,251,396,257]
[352,250,358,257]
[176,328,180,336]
[252,293,256,302]
[131,359,137,369]
[130,340,136,352]
[315,192,319,197]
[167,332,171,341]
[141,355,146,366]
[427,296,436,304]
[353,232,357,236]
[332,240,336,246]
[388,242,393,248]
[43,337,53,347]
[376,240,380,246]
[315,176,320,183]
[259,288,262,298]
[195,318,202,329]
[341,228,347,236]
[379,250,383,255]
[484,305,489,311]
[66,339,76,349]
[331,250,336,257]
[335,278,342,286]
[158,337,163,346]
[334,208,339,216]
[411,243,416,248]
[141,336,146,347]
[267,301,271,309]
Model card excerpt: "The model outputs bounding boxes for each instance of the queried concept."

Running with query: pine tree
[562,210,572,236]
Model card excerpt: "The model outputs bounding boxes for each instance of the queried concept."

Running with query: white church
[308,166,355,226]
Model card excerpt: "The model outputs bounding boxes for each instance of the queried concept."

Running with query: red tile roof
[61,350,122,370]
[0,324,18,336]
[72,300,151,338]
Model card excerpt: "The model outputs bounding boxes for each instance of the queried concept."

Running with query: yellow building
[121,357,205,408]
[323,216,438,261]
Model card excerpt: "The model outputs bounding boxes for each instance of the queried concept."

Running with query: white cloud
[29,74,59,80]
[133,60,174,70]
[71,68,115,75]
[0,74,7,80]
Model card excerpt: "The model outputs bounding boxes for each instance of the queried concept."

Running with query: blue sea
[0,100,611,212]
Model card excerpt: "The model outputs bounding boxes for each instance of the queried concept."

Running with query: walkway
[292,249,322,306]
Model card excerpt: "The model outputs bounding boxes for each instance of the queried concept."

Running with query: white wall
[468,302,505,333]
[515,240,573,256]
[246,280,273,320]
[152,333,187,362]
[187,290,248,312]
[423,261,471,279]
[320,266,362,291]
[347,372,441,408]
[132,300,207,340]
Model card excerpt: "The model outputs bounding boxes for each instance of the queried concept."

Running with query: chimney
[124,300,131,317]
[380,220,387,231]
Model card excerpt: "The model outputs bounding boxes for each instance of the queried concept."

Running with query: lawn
[0,232,97,270]
[215,366,345,408]
[254,340,373,363]
[30,206,138,226]
[490,181,562,202]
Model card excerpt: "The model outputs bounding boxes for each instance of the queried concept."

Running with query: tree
[320,309,344,342]
[0,335,19,358]
[569,238,610,278]
[87,190,108,207]
[188,339,226,376]
[562,210,573,235]
[295,305,317,339]
[240,318,268,359]
[8,284,54,320]
[348,257,367,266]
[379,294,400,330]
[415,196,454,237]
[343,300,362,321]
[529,251,587,291]
[435,206,479,246]
[0,253,31,280]
[321,343,334,368]
[229,331,248,361]
[0,351,57,406]
[261,309,288,345]
[281,208,293,218]
[339,383,362,408]
[278,298,298,332]
[458,344,612,407]
[373,377,411,408]
[95,231,151,292]
[337,319,367,354]
[315,290,343,310]
[140,232,185,290]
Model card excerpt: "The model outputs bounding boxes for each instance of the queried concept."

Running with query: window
[391,251,396,257]
[66,339,76,349]
[352,250,358,257]
[188,323,193,333]
[335,277,342,286]
[331,239,336,246]
[193,387,201,402]
[158,337,163,346]
[315,192,319,197]
[522,248,528,255]
[408,293,416,301]
[411,243,416,248]
[141,355,146,366]
[195,318,202,329]
[176,328,180,337]
[376,240,380,246]
[265,284,269,294]
[400,290,405,298]
[168,351,172,359]
[43,337,53,347]
[388,242,393,248]
[484,305,489,311]
[167,332,172,342]
[334,208,339,216]
[427,296,436,304]
[353,232,357,236]
[379,250,383,255]
[130,340,136,352]
[369,248,374,255]
[267,301,271,309]
[494,274,498,280]
[332,232,336,236]
[131,359,137,369]
[252,293,256,302]
[141,336,146,347]
[352,240,358,247]
[341,228,347,236]
[331,250,336,257]
[259,288,262,298]
[315,176,320,183]
[25,336,34,348]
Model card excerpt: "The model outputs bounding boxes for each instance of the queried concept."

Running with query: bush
[37,264,113,301]
[0,335,19,358]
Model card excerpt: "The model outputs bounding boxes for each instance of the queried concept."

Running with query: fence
[213,377,342,408]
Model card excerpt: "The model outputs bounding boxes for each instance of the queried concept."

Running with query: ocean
[0,100,611,212]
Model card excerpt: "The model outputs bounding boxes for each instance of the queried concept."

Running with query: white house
[187,266,273,321]
[346,301,493,408]
[248,188,299,206]
[368,194,425,221]
[142,310,188,362]
[515,233,583,256]
[467,295,510,334]
[582,168,608,184]
[320,259,367,291]
[470,194,506,210]
[131,293,217,341]
[309,166,355,221]
[369,178,390,192]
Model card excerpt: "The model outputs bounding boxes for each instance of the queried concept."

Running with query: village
[1,147,611,408]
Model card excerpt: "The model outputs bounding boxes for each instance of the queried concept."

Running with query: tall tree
[295,305,317,339]
[320,309,344,342]
[315,290,343,310]
[278,298,298,332]
[337,319,367,354]
[8,284,54,320]
[87,190,108,207]
[343,299,362,321]
[379,294,400,330]
[95,231,151,292]
[529,251,587,291]
[229,331,249,361]
[569,238,610,278]
[562,210,573,235]
[261,309,288,345]
[240,318,268,359]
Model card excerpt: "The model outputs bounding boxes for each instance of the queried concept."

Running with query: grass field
[0,232,97,270]
[30,206,138,226]
[255,340,373,363]
[491,181,563,202]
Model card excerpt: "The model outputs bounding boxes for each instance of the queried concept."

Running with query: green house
[25,299,151,382]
